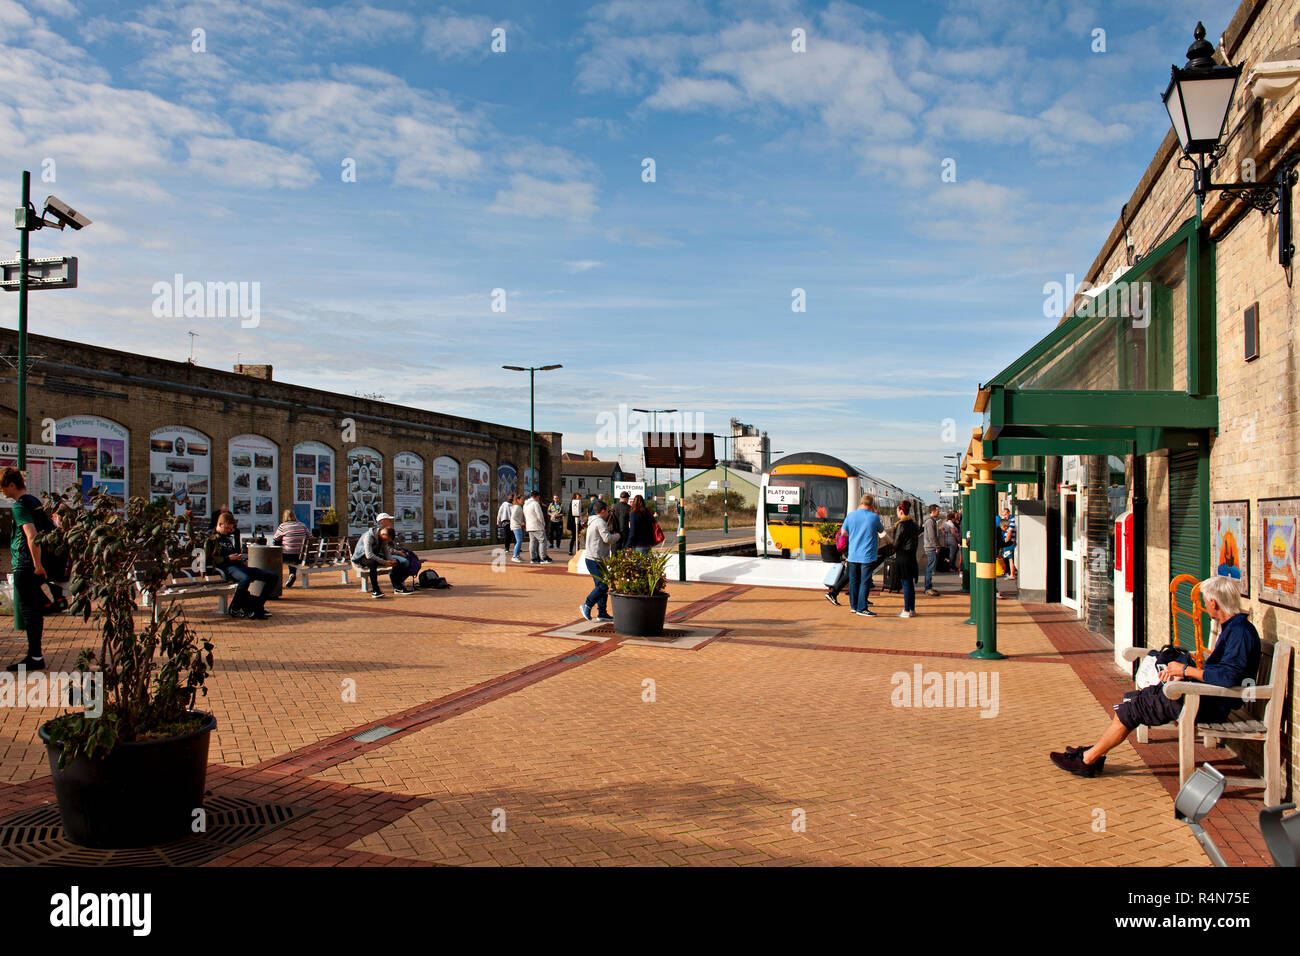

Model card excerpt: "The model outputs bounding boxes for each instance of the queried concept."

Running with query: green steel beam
[987,437,1134,458]
[997,389,1217,429]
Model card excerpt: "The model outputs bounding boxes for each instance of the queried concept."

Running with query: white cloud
[488,174,598,222]
[422,9,502,59]
[645,76,744,111]
[565,260,602,273]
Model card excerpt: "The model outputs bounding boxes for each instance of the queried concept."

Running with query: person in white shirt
[523,491,551,564]
[568,492,583,555]
[509,494,525,562]
[579,500,620,621]
[496,497,512,546]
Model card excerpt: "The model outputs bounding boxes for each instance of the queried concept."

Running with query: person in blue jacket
[1050,575,1261,777]
[840,493,884,617]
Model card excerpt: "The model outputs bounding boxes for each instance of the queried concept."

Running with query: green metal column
[971,463,1004,660]
[16,170,30,469]
[528,367,535,495]
[722,435,729,535]
[677,448,686,582]
[962,482,975,625]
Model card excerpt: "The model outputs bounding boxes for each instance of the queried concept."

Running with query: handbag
[652,521,665,545]
[823,565,842,588]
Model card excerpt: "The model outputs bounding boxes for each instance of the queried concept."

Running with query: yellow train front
[757,452,923,556]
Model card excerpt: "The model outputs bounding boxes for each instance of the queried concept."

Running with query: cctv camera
[42,195,92,230]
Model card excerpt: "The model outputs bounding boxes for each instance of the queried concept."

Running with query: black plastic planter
[820,543,840,563]
[38,711,216,848]
[610,591,670,637]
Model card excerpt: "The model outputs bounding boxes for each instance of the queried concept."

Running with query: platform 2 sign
[765,485,802,516]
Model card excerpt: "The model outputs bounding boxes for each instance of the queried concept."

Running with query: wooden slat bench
[141,574,239,622]
[1122,639,1292,804]
[294,537,353,588]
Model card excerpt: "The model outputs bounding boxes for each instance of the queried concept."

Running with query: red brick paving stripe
[259,638,625,777]
[290,597,557,630]
[1023,603,1272,866]
[722,636,1067,664]
[668,585,752,623]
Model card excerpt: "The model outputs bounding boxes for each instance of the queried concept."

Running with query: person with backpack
[2,467,57,671]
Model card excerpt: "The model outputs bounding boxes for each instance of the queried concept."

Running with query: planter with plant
[598,548,671,637]
[319,506,339,537]
[814,521,842,563]
[36,489,216,848]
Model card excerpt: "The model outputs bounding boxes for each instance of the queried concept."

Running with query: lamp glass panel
[1164,82,1190,149]
[1180,75,1236,144]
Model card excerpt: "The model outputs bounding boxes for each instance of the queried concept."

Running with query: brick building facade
[0,330,561,548]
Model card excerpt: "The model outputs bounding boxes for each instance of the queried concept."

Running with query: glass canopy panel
[1004,239,1187,392]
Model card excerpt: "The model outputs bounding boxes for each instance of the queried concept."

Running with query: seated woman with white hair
[1050,575,1261,778]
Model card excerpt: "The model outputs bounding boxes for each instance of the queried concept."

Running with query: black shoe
[250,608,272,620]
[6,656,45,672]
[1050,749,1105,777]
[372,590,386,599]
[284,572,296,589]
[825,592,840,606]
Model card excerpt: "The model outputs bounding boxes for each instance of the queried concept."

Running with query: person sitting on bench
[205,512,275,620]
[352,523,412,597]
[271,509,310,588]
[1049,574,1260,777]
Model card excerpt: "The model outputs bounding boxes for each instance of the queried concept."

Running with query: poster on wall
[229,434,279,537]
[523,466,538,497]
[1211,500,1249,598]
[431,456,460,543]
[149,426,211,521]
[0,443,78,498]
[55,415,129,501]
[467,459,491,541]
[497,463,516,542]
[1259,497,1300,610]
[393,452,424,540]
[347,447,384,535]
[293,441,335,531]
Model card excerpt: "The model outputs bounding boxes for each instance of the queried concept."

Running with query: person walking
[271,509,310,588]
[509,494,525,562]
[524,491,551,564]
[922,504,942,596]
[893,501,920,617]
[568,493,583,555]
[944,511,961,572]
[612,491,632,552]
[2,468,54,671]
[841,494,884,617]
[627,494,655,553]
[579,500,620,621]
[547,494,565,550]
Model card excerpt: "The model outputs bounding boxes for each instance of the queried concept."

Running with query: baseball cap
[376,513,395,523]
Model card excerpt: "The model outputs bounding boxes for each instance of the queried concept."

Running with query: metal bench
[141,574,239,622]
[295,537,353,588]
[1122,639,1291,804]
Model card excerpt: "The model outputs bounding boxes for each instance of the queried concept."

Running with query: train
[756,452,927,556]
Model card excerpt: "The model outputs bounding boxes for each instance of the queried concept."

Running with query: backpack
[1135,643,1194,688]
[418,569,451,589]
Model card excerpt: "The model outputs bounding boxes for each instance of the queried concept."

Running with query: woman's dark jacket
[892,516,919,581]
[627,510,655,548]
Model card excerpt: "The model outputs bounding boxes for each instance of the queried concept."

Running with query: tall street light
[633,407,676,501]
[503,364,562,495]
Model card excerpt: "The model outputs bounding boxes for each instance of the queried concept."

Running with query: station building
[0,330,561,547]
[963,0,1300,793]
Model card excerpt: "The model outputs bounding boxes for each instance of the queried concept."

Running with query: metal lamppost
[7,172,89,468]
[503,364,562,495]
[710,433,733,534]
[633,407,676,502]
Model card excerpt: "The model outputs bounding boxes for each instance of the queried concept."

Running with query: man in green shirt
[2,467,49,671]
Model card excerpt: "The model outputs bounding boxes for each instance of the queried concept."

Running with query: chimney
[583,449,593,460]
[234,364,273,381]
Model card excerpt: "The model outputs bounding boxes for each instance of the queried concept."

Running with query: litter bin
[245,543,284,601]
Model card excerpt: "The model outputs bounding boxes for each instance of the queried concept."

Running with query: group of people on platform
[496,490,660,564]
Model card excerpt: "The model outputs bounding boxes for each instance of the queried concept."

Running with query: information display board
[467,460,491,540]
[149,426,210,520]
[347,447,384,535]
[432,456,460,542]
[293,441,334,530]
[0,443,78,498]
[228,434,279,537]
[55,415,129,501]
[393,452,424,539]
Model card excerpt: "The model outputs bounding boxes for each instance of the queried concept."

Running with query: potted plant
[814,521,842,563]
[35,489,216,848]
[319,506,339,537]
[598,549,671,637]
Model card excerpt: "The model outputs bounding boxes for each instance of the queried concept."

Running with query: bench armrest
[1120,647,1149,663]
[1163,680,1274,701]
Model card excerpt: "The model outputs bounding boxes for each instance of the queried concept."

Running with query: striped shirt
[272,520,310,560]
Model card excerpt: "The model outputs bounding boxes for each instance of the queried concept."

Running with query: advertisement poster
[293,441,335,531]
[431,456,460,543]
[347,447,384,535]
[393,451,424,539]
[1259,497,1300,610]
[149,426,211,521]
[55,415,129,501]
[523,466,538,497]
[0,443,78,498]
[229,434,279,537]
[467,459,491,541]
[1211,500,1249,598]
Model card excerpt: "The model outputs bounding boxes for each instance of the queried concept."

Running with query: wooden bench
[141,573,239,622]
[294,537,353,588]
[1122,639,1291,804]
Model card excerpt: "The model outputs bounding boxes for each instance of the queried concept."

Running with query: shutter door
[1168,450,1204,651]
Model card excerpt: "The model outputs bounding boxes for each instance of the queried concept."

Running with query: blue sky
[0,0,1239,497]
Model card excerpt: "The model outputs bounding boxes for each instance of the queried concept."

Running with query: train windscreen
[768,475,848,522]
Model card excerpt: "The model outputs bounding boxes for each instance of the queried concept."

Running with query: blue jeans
[848,560,877,613]
[584,558,608,615]
[512,528,524,557]
[924,550,938,590]
[222,562,278,610]
[901,575,915,613]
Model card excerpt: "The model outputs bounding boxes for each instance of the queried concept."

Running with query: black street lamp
[503,364,562,495]
[1163,22,1295,265]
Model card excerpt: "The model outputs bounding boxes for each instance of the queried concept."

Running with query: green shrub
[597,548,671,596]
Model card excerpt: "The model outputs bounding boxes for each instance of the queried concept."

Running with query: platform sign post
[765,485,801,559]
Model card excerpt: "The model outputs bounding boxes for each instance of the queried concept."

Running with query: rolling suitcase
[880,555,902,593]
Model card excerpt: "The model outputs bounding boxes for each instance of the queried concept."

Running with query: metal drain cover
[350,725,399,743]
[585,624,689,639]
[0,794,310,867]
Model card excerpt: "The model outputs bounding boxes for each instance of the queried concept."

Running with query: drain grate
[350,725,399,743]
[584,624,689,639]
[0,794,310,867]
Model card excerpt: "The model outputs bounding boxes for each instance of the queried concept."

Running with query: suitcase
[823,564,844,588]
[935,549,951,573]
[880,555,902,593]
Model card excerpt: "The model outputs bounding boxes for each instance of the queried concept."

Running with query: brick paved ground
[0,557,1274,866]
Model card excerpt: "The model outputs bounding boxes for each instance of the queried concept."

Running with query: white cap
[376,513,395,523]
